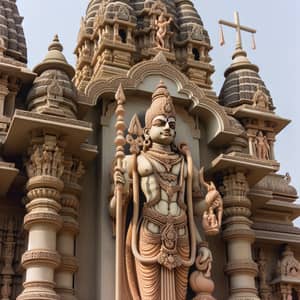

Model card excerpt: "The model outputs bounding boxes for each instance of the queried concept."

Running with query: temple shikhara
[0,0,299,299]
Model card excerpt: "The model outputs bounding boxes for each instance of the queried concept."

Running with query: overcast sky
[18,0,299,220]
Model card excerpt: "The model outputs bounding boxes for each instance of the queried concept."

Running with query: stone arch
[86,52,240,145]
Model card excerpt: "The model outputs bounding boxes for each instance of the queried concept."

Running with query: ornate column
[17,134,64,300]
[0,75,8,116]
[222,171,259,300]
[1,220,16,300]
[0,75,9,135]
[257,249,272,300]
[55,156,84,299]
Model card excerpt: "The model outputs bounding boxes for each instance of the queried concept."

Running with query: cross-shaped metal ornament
[219,11,257,50]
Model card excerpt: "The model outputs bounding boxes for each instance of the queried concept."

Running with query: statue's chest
[137,152,184,180]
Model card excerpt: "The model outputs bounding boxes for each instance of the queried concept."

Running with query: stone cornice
[3,110,96,161]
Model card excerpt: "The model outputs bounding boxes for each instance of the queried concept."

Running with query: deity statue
[155,12,172,49]
[254,131,270,160]
[110,81,223,300]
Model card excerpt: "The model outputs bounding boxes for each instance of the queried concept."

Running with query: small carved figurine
[155,12,172,49]
[254,131,270,160]
[199,168,223,236]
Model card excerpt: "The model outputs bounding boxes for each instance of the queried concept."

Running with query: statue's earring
[143,131,152,152]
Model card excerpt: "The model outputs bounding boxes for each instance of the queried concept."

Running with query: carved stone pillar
[257,249,272,300]
[0,75,9,134]
[222,171,259,300]
[55,156,84,300]
[1,220,16,300]
[17,134,64,300]
[0,75,8,116]
[266,132,275,160]
[247,129,257,157]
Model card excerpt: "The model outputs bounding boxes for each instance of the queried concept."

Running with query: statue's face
[147,115,176,145]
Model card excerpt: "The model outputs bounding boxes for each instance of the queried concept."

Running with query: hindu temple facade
[0,0,299,299]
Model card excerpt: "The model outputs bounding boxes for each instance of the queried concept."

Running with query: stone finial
[33,35,75,78]
[48,34,63,52]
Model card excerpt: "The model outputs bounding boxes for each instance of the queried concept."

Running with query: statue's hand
[196,244,213,278]
[197,246,212,264]
[205,189,220,207]
[113,166,125,185]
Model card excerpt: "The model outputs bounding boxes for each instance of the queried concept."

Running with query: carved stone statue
[254,131,270,160]
[155,12,172,49]
[110,81,223,300]
[252,85,270,110]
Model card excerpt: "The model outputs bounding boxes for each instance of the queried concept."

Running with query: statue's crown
[145,80,176,128]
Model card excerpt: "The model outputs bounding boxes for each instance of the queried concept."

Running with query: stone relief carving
[154,12,172,49]
[199,169,223,236]
[0,216,25,300]
[26,138,64,179]
[257,249,272,300]
[117,5,130,21]
[191,24,204,41]
[277,246,300,279]
[110,82,223,299]
[254,131,270,160]
[252,85,270,111]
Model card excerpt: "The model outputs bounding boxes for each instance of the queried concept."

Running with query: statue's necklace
[143,149,183,172]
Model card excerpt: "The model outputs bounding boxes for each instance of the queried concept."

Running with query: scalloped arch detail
[86,54,236,139]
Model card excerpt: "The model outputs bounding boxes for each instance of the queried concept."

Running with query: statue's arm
[192,166,208,216]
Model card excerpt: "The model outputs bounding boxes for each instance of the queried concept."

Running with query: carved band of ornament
[222,228,256,241]
[61,194,79,210]
[61,182,82,196]
[223,206,251,218]
[27,188,60,201]
[227,291,260,300]
[57,255,78,273]
[22,249,61,269]
[60,207,79,220]
[24,212,63,231]
[60,220,79,235]
[223,198,251,209]
[27,176,64,192]
[225,260,258,275]
[26,198,62,213]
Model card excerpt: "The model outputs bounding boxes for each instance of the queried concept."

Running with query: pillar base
[17,282,60,300]
[228,295,260,300]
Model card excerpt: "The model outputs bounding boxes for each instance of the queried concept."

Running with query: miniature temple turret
[0,0,34,196]
[26,35,78,119]
[175,0,214,89]
[74,0,215,92]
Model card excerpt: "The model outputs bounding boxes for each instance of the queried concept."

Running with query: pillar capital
[221,169,259,300]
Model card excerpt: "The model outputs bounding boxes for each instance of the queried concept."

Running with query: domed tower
[0,0,35,197]
[74,0,214,91]
[219,13,288,162]
[74,0,137,91]
[0,0,34,139]
[26,35,78,119]
[218,12,295,300]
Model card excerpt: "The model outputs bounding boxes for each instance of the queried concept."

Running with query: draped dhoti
[135,211,190,300]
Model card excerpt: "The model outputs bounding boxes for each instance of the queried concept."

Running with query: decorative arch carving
[86,52,240,145]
